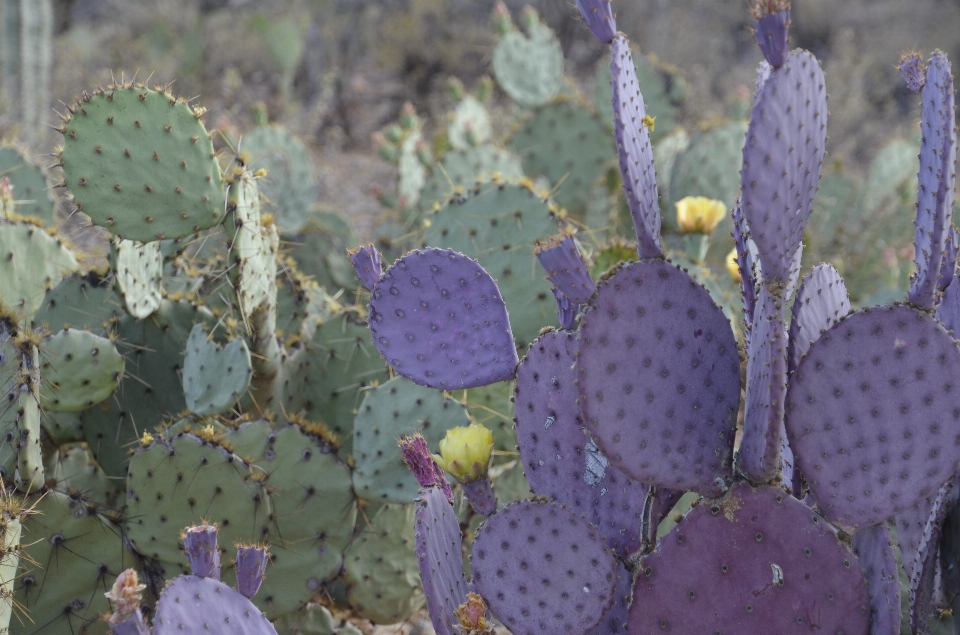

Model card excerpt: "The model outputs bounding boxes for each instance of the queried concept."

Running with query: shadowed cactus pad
[852,522,901,635]
[39,327,124,412]
[182,324,252,416]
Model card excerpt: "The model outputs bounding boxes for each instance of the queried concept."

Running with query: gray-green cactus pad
[228,172,275,317]
[419,146,523,215]
[113,238,163,318]
[51,444,123,509]
[242,125,316,234]
[353,376,468,503]
[273,604,363,635]
[39,328,124,412]
[182,323,252,416]
[32,273,121,335]
[283,215,359,296]
[492,20,564,108]
[448,96,492,151]
[0,221,78,319]
[0,145,55,224]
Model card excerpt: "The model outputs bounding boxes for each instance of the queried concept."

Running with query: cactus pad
[416,486,469,635]
[630,484,870,634]
[154,574,278,635]
[785,305,960,530]
[471,499,618,635]
[576,260,740,496]
[589,562,632,635]
[852,522,901,635]
[39,327,124,411]
[418,146,523,214]
[369,248,518,389]
[113,238,163,319]
[515,329,645,557]
[575,0,616,43]
[228,171,275,317]
[32,272,120,334]
[0,145,55,223]
[536,235,596,305]
[242,124,316,234]
[60,84,225,241]
[492,16,563,108]
[740,51,827,283]
[788,264,850,372]
[909,478,954,634]
[0,221,78,319]
[182,324,252,416]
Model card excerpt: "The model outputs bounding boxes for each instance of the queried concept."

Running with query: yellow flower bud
[675,196,727,234]
[726,247,742,283]
[433,423,494,483]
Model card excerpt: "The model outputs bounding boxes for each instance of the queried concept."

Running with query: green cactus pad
[0,332,18,483]
[125,432,271,568]
[253,423,357,619]
[15,491,134,635]
[80,299,215,477]
[353,376,468,503]
[0,221,78,319]
[422,181,564,349]
[39,327,124,412]
[113,238,163,318]
[222,418,273,459]
[59,84,226,241]
[42,410,84,446]
[51,444,123,509]
[419,146,524,214]
[341,502,423,624]
[275,263,330,345]
[492,17,563,108]
[242,125,317,234]
[508,100,616,216]
[0,145,55,224]
[280,309,388,458]
[32,273,121,335]
[273,604,363,635]
[182,324,252,416]
[448,95,492,150]
[397,127,427,210]
[227,171,275,317]
[283,215,360,295]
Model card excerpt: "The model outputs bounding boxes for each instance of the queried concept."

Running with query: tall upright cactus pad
[113,238,163,319]
[787,264,850,372]
[0,493,24,635]
[471,499,618,635]
[575,0,616,43]
[576,260,740,496]
[0,146,55,223]
[491,9,564,108]
[59,84,225,242]
[415,486,469,635]
[13,339,42,493]
[0,221,78,319]
[907,52,956,311]
[241,125,316,234]
[907,478,954,634]
[39,327,124,411]
[368,249,518,389]
[785,305,960,531]
[852,522,900,635]
[740,51,827,284]
[630,484,870,634]
[515,329,646,557]
[610,35,662,259]
[182,324,252,416]
[227,169,275,318]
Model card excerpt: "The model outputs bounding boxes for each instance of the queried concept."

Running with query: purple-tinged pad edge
[852,522,901,635]
[349,245,383,291]
[788,263,850,373]
[909,477,955,634]
[536,235,596,305]
[416,486,469,635]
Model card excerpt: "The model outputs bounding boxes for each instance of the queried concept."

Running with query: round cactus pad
[785,305,960,530]
[416,486,468,635]
[515,329,646,557]
[154,575,278,635]
[39,328,124,412]
[576,260,740,496]
[471,499,618,635]
[0,221,78,319]
[60,84,225,242]
[369,248,518,389]
[630,484,870,635]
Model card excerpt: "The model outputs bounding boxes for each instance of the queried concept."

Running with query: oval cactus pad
[785,305,960,530]
[472,499,618,635]
[630,484,870,635]
[154,575,278,635]
[369,248,518,389]
[576,260,740,496]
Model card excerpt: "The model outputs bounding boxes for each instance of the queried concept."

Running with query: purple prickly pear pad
[183,524,220,580]
[908,52,956,311]
[588,562,633,635]
[900,53,926,93]
[937,276,960,333]
[575,0,616,44]
[741,50,827,284]
[785,305,960,531]
[471,499,618,635]
[400,433,454,502]
[909,478,955,634]
[416,486,469,635]
[576,260,740,497]
[536,236,596,305]
[515,329,646,557]
[235,546,269,598]
[154,575,279,635]
[937,226,958,293]
[349,244,383,291]
[369,248,519,389]
[852,523,900,635]
[788,264,850,373]
[551,286,577,330]
[629,484,870,635]
[732,200,757,331]
[610,35,662,260]
[753,8,790,68]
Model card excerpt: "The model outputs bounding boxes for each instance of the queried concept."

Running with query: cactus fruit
[347,245,382,291]
[535,235,596,306]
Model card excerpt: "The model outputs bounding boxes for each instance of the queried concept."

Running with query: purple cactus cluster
[350,3,960,635]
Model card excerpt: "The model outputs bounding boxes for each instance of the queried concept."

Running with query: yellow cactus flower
[675,196,727,234]
[433,423,494,483]
[726,248,742,283]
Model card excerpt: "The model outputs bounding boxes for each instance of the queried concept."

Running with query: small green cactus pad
[398,128,427,210]
[242,125,317,234]
[80,299,215,477]
[422,181,563,349]
[492,15,563,108]
[51,444,124,509]
[182,324,252,416]
[418,146,524,214]
[0,145,55,223]
[32,273,120,335]
[463,380,517,453]
[227,171,275,317]
[125,433,271,569]
[341,502,423,624]
[252,423,357,619]
[39,328,124,412]
[280,310,388,458]
[275,264,330,345]
[508,101,615,216]
[42,410,84,446]
[113,238,163,318]
[59,84,226,241]
[283,216,360,295]
[15,491,134,635]
[272,604,363,635]
[0,221,78,319]
[353,376,468,503]
[448,96,492,150]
